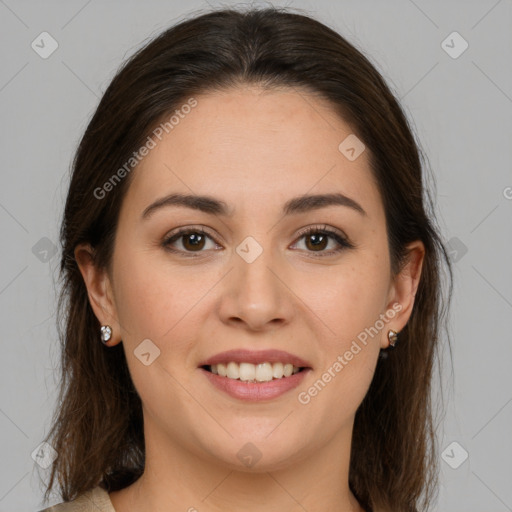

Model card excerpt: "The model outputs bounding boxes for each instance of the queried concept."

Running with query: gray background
[0,0,511,510]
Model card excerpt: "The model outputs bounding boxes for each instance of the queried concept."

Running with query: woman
[38,6,453,512]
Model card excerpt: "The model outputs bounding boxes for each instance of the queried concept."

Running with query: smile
[200,364,311,402]
[205,362,303,382]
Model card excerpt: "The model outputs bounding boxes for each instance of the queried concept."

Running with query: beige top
[38,486,116,512]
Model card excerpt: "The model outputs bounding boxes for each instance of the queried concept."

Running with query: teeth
[209,362,303,382]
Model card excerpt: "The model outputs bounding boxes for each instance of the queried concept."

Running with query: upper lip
[198,349,312,368]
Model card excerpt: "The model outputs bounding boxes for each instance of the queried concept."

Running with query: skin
[75,85,424,512]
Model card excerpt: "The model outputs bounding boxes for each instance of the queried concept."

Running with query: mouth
[198,349,312,401]
[201,362,308,383]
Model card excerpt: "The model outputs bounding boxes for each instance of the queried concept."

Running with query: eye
[291,225,354,257]
[162,224,354,258]
[162,227,220,256]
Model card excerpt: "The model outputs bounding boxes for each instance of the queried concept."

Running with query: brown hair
[41,6,453,512]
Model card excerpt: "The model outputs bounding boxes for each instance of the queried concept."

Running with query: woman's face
[81,85,422,471]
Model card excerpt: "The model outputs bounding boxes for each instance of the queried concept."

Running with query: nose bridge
[219,233,293,329]
[236,234,280,304]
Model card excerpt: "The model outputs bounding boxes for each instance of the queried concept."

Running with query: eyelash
[161,224,354,258]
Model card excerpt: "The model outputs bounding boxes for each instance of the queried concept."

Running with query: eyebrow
[141,192,367,220]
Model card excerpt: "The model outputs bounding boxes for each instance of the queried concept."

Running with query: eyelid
[294,224,350,244]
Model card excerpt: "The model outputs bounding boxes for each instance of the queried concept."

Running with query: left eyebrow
[141,192,367,220]
[283,192,367,217]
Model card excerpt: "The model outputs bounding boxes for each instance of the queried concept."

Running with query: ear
[381,240,425,349]
[74,243,122,347]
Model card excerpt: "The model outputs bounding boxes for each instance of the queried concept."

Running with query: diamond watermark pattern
[236,236,263,263]
[441,31,468,59]
[31,32,59,59]
[338,134,365,161]
[32,237,58,262]
[31,442,58,469]
[446,236,468,263]
[441,441,469,469]
[237,442,262,468]
[134,338,161,366]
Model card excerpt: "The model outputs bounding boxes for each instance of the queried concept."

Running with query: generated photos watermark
[297,302,403,405]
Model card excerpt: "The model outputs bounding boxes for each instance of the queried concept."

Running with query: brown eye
[162,228,219,255]
[181,232,206,251]
[292,225,354,257]
[304,233,329,251]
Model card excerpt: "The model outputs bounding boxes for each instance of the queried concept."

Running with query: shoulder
[38,486,115,512]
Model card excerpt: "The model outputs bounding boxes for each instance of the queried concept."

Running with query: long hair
[41,7,454,511]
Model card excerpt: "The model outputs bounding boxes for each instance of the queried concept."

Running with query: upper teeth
[210,362,301,382]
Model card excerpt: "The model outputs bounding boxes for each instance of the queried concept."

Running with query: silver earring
[388,329,398,347]
[100,325,112,344]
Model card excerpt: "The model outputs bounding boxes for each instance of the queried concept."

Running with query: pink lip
[200,367,312,401]
[198,349,312,368]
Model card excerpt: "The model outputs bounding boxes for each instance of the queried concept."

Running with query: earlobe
[382,240,425,349]
[74,243,122,346]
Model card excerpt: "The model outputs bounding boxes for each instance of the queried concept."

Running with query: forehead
[121,86,382,221]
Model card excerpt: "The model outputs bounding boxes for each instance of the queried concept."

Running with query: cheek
[112,246,219,351]
[312,261,390,340]
[298,279,385,421]
[300,252,389,398]
[112,250,203,405]
[111,246,180,340]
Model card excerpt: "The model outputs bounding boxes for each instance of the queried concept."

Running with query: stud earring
[387,329,398,347]
[100,325,112,344]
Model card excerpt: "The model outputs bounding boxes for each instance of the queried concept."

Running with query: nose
[216,241,296,332]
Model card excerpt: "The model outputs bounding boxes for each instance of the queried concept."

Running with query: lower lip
[200,367,311,401]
